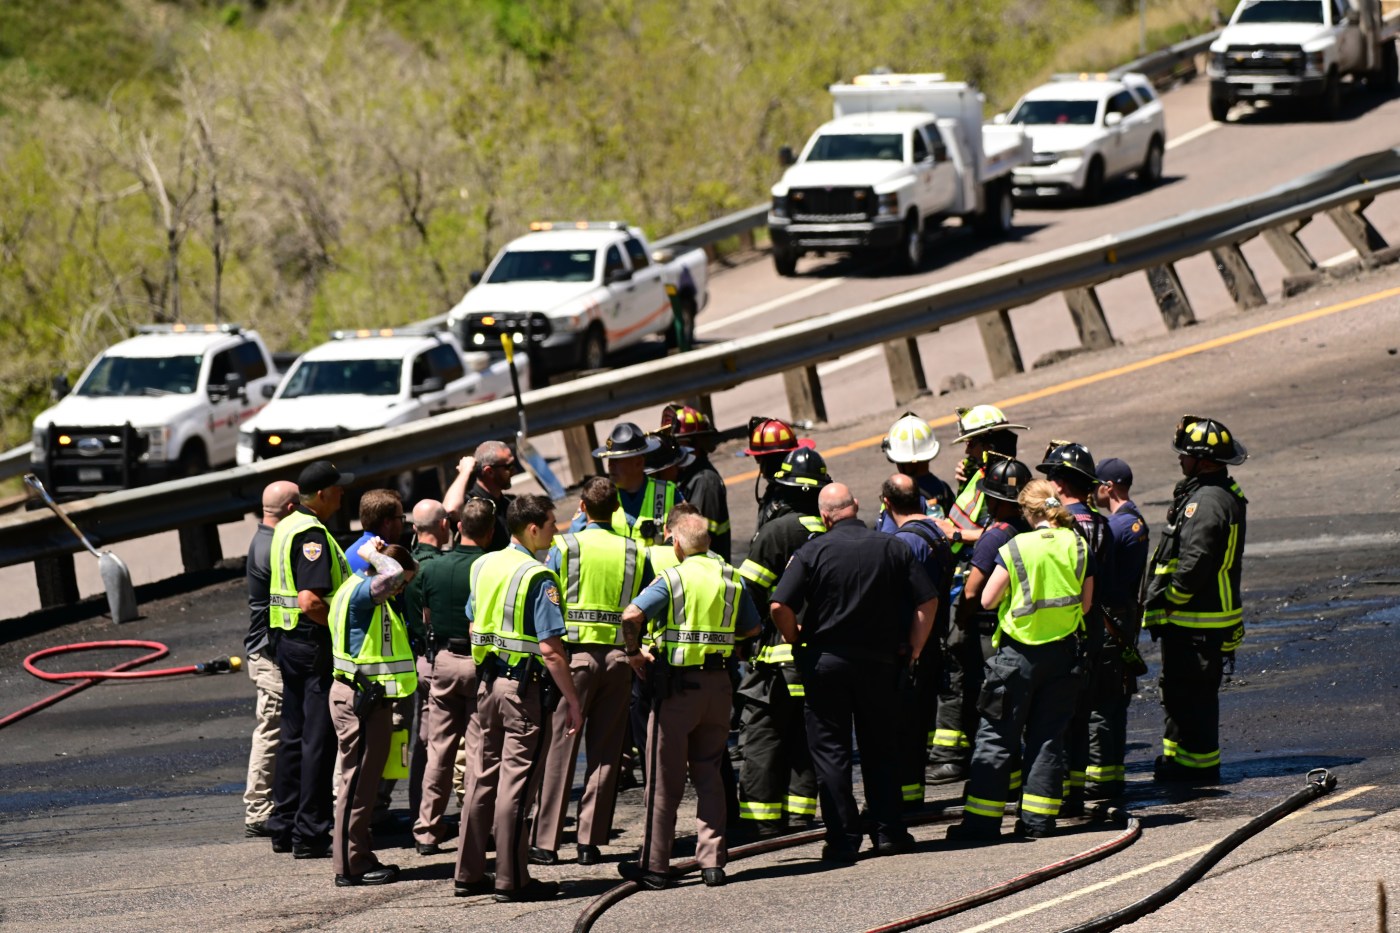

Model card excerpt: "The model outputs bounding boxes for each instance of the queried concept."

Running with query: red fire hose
[0,640,240,730]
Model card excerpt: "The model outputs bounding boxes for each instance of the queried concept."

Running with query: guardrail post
[1211,244,1267,311]
[1262,219,1317,276]
[783,366,828,425]
[35,553,79,610]
[976,310,1025,379]
[562,424,601,486]
[179,523,223,573]
[883,338,929,405]
[1063,288,1116,350]
[1325,198,1388,258]
[1147,264,1197,329]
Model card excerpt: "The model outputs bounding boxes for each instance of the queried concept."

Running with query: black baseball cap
[1095,458,1133,486]
[298,460,354,495]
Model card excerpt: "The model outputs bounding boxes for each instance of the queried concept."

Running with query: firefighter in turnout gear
[575,423,681,546]
[742,416,814,530]
[1144,416,1248,786]
[735,447,831,832]
[946,479,1093,842]
[660,404,732,562]
[876,411,955,529]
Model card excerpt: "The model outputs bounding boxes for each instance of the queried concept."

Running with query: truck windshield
[1235,1,1324,24]
[1010,100,1100,126]
[806,133,905,162]
[75,355,201,397]
[280,359,403,398]
[485,249,596,284]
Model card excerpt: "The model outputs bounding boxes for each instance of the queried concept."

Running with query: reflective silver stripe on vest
[333,657,417,676]
[561,534,582,604]
[501,562,537,634]
[720,567,739,633]
[1008,535,1087,618]
[620,538,640,605]
[269,594,299,608]
[469,631,542,655]
[665,566,686,630]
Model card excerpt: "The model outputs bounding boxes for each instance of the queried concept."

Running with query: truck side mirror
[51,374,71,401]
[469,270,484,286]
[651,248,675,264]
[778,145,796,167]
[992,113,1008,125]
[412,376,445,397]
[225,372,247,401]
[261,383,276,400]
[1104,111,1123,128]
[605,267,633,285]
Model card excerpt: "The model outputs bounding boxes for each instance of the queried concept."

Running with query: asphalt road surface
[4,252,1400,930]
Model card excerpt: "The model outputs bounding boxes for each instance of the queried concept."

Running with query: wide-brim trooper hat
[953,404,1028,443]
[593,422,662,459]
[644,434,687,475]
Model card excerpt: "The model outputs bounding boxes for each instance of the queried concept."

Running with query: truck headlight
[771,195,788,219]
[1208,51,1227,75]
[1057,149,1085,162]
[1304,51,1326,75]
[140,426,169,462]
[876,192,900,218]
[30,428,46,462]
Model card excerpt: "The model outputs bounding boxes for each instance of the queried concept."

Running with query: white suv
[1005,73,1167,203]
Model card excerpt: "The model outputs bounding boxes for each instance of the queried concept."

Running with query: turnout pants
[413,649,479,847]
[801,652,904,852]
[268,632,336,849]
[929,621,995,768]
[738,665,817,823]
[1158,626,1225,771]
[533,645,631,851]
[454,673,552,892]
[641,669,731,873]
[330,680,392,877]
[1086,649,1131,797]
[243,650,283,825]
[963,638,1081,834]
[896,653,940,805]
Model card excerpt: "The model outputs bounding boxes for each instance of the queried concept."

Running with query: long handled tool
[500,336,566,500]
[23,474,139,622]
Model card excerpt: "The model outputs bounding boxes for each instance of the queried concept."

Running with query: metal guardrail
[0,444,32,483]
[1111,30,1220,81]
[4,146,1399,573]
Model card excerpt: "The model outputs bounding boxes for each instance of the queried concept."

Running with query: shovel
[23,474,139,622]
[499,335,566,501]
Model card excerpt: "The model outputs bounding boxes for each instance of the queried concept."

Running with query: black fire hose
[1055,768,1338,933]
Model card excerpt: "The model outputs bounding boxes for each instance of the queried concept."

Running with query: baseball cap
[1095,458,1133,486]
[298,460,355,495]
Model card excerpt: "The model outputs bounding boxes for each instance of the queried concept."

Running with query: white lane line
[696,277,846,335]
[955,784,1377,933]
[817,346,882,377]
[1167,121,1221,150]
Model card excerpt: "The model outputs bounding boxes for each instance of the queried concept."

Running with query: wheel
[1318,70,1342,121]
[1081,157,1105,205]
[772,242,798,277]
[896,213,924,273]
[580,325,607,372]
[665,295,697,351]
[175,444,208,479]
[1138,136,1164,189]
[1209,91,1230,123]
[1381,42,1398,95]
[974,181,1014,237]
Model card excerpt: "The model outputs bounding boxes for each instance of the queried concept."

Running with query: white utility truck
[767,73,1032,276]
[446,221,708,378]
[1207,0,1399,121]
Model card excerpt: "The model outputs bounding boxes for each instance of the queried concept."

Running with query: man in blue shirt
[346,490,405,575]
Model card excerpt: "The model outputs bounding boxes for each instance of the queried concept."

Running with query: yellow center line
[723,283,1400,488]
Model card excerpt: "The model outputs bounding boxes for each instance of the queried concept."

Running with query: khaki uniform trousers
[244,650,283,825]
[413,648,480,846]
[641,669,731,874]
[330,680,392,877]
[532,644,631,852]
[454,672,553,892]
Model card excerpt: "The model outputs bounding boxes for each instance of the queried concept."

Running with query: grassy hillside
[0,0,1227,450]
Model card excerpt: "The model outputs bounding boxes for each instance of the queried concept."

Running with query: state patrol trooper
[618,511,760,889]
[574,423,681,545]
[876,411,955,529]
[740,416,813,530]
[266,460,353,859]
[530,477,651,867]
[660,404,732,562]
[453,495,582,903]
[328,539,419,887]
[947,479,1093,842]
[735,447,831,832]
[1144,416,1248,786]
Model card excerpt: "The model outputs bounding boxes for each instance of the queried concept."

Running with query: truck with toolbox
[29,324,279,499]
[445,221,708,378]
[767,73,1033,276]
[1207,0,1399,121]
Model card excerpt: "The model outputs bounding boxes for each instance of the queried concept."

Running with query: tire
[1318,70,1342,121]
[1209,92,1230,123]
[896,213,924,273]
[772,242,798,277]
[973,180,1014,237]
[1081,157,1106,205]
[1381,42,1399,95]
[665,295,697,351]
[175,444,208,479]
[580,325,607,372]
[1138,136,1165,189]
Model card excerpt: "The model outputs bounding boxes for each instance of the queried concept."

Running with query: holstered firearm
[351,671,387,719]
[540,669,562,713]
[650,649,674,709]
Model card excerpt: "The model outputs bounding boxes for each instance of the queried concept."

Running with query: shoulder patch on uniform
[1131,521,1142,534]
[302,542,323,561]
[1183,503,1197,519]
[545,584,560,605]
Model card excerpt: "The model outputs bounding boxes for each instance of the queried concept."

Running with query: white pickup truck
[1207,0,1399,121]
[767,73,1032,276]
[237,330,519,467]
[446,221,708,378]
[30,324,279,499]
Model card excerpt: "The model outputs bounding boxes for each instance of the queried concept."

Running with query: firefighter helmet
[981,454,1033,503]
[742,416,812,457]
[772,447,832,489]
[882,412,941,463]
[953,404,1027,443]
[659,403,716,439]
[1035,440,1099,485]
[1173,415,1247,465]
